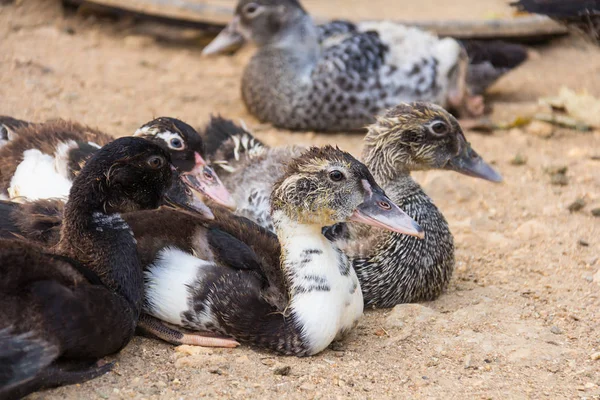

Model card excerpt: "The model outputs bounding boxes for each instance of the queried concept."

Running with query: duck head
[362,102,503,182]
[66,137,208,215]
[134,117,236,209]
[271,145,424,237]
[202,0,309,55]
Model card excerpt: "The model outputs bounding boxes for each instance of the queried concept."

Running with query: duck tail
[0,328,59,396]
[459,39,529,95]
[202,115,266,174]
[511,0,599,44]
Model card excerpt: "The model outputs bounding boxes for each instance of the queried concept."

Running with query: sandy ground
[1,0,600,399]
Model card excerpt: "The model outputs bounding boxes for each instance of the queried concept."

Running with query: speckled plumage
[204,103,501,307]
[206,0,527,131]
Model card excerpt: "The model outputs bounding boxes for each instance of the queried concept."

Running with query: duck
[0,116,235,211]
[136,145,423,355]
[0,137,199,399]
[201,0,528,131]
[202,102,502,307]
[511,0,599,44]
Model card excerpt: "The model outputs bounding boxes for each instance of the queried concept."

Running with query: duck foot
[138,314,240,348]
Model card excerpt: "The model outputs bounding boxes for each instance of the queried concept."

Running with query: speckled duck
[203,0,527,131]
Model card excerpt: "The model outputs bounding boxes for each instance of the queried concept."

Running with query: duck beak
[447,141,503,183]
[202,16,245,55]
[165,169,215,220]
[349,180,424,239]
[182,153,237,210]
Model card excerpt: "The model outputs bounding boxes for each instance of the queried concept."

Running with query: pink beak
[182,153,236,210]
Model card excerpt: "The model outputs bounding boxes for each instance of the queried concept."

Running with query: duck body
[203,0,527,131]
[204,104,501,307]
[0,117,235,211]
[139,208,361,355]
[0,137,188,398]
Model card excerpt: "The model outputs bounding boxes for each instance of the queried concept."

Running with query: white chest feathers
[284,231,363,355]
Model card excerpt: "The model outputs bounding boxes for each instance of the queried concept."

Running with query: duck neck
[59,187,143,318]
[267,14,320,65]
[272,209,361,353]
[363,154,411,185]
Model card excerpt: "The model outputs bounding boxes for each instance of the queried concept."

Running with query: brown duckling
[0,116,234,211]
[203,102,501,307]
[0,137,197,398]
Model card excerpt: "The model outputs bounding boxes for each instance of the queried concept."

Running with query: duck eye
[430,122,449,136]
[169,137,183,150]
[243,3,261,17]
[329,170,345,182]
[147,155,165,169]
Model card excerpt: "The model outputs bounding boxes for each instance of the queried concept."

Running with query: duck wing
[0,199,63,245]
[318,20,528,96]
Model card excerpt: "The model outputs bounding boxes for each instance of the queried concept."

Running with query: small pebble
[550,173,569,186]
[591,352,600,361]
[568,198,586,212]
[550,325,562,335]
[526,120,554,138]
[273,366,291,376]
[578,239,590,247]
[591,208,600,217]
[510,153,527,166]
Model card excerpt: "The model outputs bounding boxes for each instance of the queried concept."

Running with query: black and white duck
[0,137,199,399]
[0,117,235,212]
[512,0,599,44]
[202,102,502,307]
[137,145,423,355]
[202,0,528,131]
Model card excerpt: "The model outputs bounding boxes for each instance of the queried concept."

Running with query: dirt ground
[1,0,599,399]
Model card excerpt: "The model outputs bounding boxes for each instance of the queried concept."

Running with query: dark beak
[446,141,503,183]
[182,152,237,210]
[202,16,245,55]
[349,181,424,239]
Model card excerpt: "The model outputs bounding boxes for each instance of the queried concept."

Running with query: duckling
[202,0,527,131]
[203,103,501,307]
[137,146,422,356]
[512,0,599,44]
[0,137,196,399]
[0,117,235,211]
